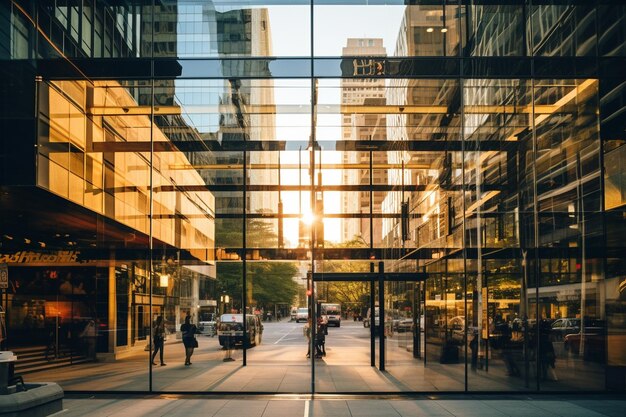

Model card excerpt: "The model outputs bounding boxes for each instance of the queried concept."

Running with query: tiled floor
[56,395,625,417]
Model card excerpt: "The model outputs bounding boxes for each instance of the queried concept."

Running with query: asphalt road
[260,318,370,346]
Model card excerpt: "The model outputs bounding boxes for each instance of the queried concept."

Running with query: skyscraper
[341,39,388,245]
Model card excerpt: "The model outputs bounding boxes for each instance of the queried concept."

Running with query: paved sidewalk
[54,394,625,417]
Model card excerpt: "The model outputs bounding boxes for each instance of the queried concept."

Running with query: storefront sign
[0,250,79,264]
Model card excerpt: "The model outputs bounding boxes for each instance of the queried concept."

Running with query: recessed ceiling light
[441,28,448,33]
[426,27,434,33]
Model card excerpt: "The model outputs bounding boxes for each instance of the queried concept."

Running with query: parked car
[217,314,263,348]
[363,307,393,336]
[563,319,606,361]
[395,315,425,333]
[550,318,582,341]
[198,321,216,337]
[295,307,309,323]
[395,318,413,333]
[290,307,298,321]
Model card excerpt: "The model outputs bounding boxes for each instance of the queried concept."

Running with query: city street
[245,317,372,365]
[20,317,603,394]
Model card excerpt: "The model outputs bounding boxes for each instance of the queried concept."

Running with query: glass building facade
[0,0,625,393]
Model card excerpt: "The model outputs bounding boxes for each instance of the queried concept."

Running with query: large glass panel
[463,78,532,390]
[532,78,604,391]
[598,4,626,57]
[148,74,222,390]
[310,277,373,392]
[422,260,465,391]
[385,276,425,390]
[464,3,526,57]
[529,4,596,57]
[5,78,152,391]
[315,4,461,57]
[35,1,145,59]
[240,258,308,392]
[145,1,310,58]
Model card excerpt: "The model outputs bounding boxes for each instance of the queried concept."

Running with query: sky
[268,6,405,57]
[266,6,406,245]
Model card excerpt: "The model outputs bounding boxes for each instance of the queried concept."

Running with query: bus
[320,303,341,327]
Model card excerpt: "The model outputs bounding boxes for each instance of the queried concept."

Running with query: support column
[378,261,385,371]
[107,249,116,353]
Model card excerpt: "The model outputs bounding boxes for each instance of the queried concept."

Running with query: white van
[321,303,341,327]
[295,307,309,323]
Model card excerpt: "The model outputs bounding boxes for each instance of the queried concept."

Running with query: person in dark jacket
[539,320,557,380]
[181,314,199,366]
[315,318,326,358]
[151,315,166,366]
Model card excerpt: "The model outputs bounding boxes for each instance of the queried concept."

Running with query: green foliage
[215,218,278,248]
[249,262,299,306]
[321,281,369,305]
[215,214,298,309]
[216,262,299,309]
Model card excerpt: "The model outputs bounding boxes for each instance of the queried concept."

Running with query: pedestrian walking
[304,319,312,358]
[151,315,166,366]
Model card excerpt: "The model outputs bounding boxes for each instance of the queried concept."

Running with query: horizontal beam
[89,104,546,116]
[32,245,614,264]
[216,212,424,219]
[312,272,427,282]
[32,56,617,80]
[154,184,505,192]
[167,163,432,170]
[90,140,521,153]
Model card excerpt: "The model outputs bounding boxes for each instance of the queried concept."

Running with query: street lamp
[220,294,230,314]
[159,274,169,288]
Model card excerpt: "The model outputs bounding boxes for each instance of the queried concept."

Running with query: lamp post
[220,294,230,314]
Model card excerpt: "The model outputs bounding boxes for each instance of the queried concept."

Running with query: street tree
[216,217,299,313]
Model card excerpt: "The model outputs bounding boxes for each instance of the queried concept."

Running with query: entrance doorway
[311,267,427,393]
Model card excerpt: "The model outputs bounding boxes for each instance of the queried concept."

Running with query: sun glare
[301,210,315,226]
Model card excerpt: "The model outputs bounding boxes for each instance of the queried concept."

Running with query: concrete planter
[0,382,63,417]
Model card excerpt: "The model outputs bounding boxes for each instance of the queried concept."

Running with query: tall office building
[341,39,388,245]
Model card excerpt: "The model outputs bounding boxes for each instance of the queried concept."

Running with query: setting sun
[301,210,315,226]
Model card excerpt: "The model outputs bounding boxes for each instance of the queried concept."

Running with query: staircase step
[11,344,89,374]
[18,357,91,375]
[10,346,47,355]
